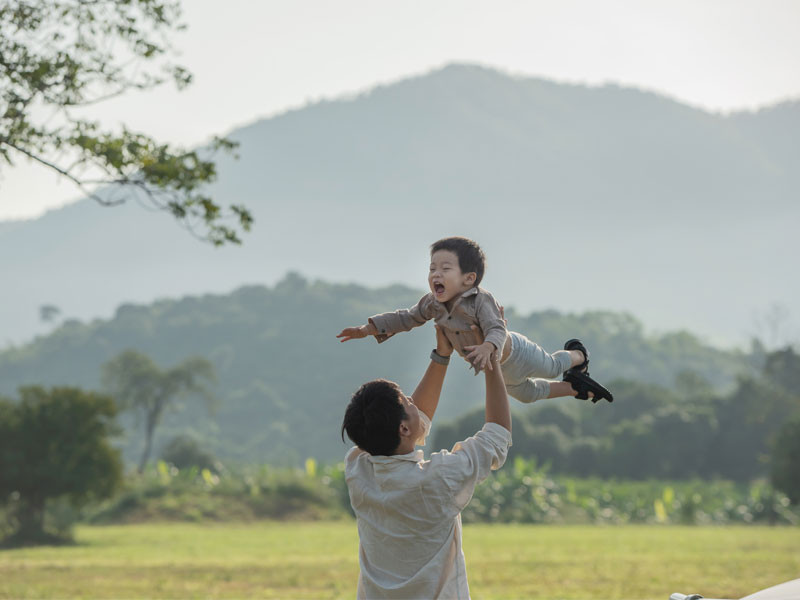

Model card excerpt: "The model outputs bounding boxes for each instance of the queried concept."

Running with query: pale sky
[2,0,799,221]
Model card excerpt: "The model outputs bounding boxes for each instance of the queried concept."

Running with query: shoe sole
[564,370,614,403]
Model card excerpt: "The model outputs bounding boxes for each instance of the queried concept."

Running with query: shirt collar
[368,449,424,464]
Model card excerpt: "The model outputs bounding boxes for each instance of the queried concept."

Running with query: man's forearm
[411,360,447,421]
[484,356,511,432]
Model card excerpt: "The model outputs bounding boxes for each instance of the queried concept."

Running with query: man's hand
[336,323,377,342]
[465,341,496,372]
[434,324,453,358]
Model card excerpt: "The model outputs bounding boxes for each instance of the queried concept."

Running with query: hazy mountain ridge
[3,63,798,347]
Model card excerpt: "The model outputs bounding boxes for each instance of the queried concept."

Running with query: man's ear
[464,272,477,286]
[398,419,412,439]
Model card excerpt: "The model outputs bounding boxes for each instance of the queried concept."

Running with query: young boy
[337,236,613,403]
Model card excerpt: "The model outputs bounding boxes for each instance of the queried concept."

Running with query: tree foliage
[101,349,216,472]
[161,434,218,473]
[0,275,756,465]
[0,386,122,544]
[433,347,800,483]
[770,414,800,504]
[0,0,252,245]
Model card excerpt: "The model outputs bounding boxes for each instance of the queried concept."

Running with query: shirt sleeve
[475,289,507,354]
[429,422,512,514]
[368,293,436,343]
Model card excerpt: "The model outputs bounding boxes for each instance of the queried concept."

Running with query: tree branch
[1,140,126,206]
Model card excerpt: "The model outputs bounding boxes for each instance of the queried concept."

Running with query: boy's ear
[463,272,477,286]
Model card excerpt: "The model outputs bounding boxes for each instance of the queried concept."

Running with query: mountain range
[3,63,798,347]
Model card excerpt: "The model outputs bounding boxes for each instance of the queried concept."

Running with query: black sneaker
[563,338,589,374]
[564,370,614,403]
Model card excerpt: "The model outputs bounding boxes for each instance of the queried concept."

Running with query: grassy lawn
[1,522,798,599]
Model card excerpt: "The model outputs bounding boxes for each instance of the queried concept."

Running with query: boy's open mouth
[433,283,445,295]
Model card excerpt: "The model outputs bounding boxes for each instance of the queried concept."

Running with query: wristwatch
[430,349,451,365]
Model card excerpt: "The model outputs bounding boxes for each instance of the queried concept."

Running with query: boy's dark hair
[430,236,486,286]
[341,379,408,456]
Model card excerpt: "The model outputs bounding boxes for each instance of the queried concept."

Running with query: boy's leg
[505,378,552,404]
[501,333,587,403]
[505,332,574,379]
[506,379,585,403]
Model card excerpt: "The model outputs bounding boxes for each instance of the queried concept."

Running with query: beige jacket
[369,287,507,368]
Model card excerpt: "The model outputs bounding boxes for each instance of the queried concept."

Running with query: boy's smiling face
[428,249,477,305]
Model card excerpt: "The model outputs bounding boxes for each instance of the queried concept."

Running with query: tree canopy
[0,0,252,244]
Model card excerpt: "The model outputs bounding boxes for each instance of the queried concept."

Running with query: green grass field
[1,522,798,599]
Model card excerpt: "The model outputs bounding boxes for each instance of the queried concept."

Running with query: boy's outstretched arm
[336,322,378,342]
[341,295,436,344]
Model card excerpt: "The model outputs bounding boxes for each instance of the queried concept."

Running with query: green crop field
[1,522,798,599]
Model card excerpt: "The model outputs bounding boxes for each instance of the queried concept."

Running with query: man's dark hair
[341,379,408,456]
[430,236,486,286]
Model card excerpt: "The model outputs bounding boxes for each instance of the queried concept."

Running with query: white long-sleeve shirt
[344,412,512,599]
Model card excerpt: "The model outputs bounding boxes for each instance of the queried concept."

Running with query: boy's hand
[434,324,453,357]
[336,323,377,342]
[465,341,496,372]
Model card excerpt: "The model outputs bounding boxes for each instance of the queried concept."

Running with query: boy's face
[428,249,476,304]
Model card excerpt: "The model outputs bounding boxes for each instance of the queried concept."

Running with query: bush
[161,435,219,473]
[87,460,349,523]
[79,458,800,527]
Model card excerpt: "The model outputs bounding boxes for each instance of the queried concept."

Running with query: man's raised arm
[466,324,510,433]
[411,325,453,421]
[483,348,511,432]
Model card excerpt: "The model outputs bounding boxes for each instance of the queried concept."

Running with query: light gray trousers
[500,332,573,403]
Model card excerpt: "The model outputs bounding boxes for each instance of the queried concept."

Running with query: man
[341,324,512,599]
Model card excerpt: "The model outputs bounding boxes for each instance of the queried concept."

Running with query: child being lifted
[337,236,613,404]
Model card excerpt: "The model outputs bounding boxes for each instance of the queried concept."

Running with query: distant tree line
[433,347,800,492]
[0,275,758,466]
